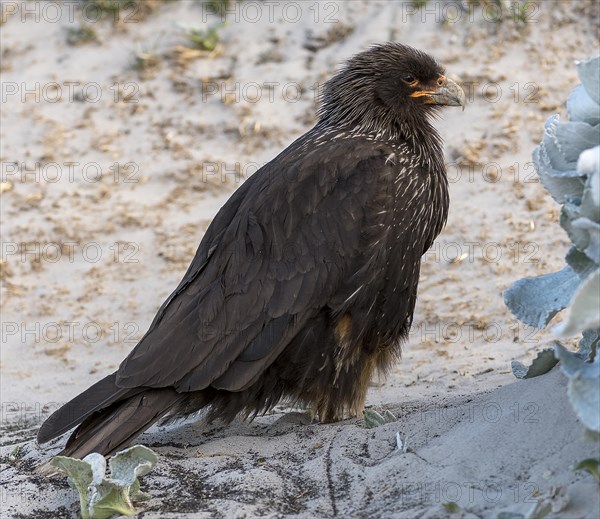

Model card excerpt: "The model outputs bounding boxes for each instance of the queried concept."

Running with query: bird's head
[318,42,465,136]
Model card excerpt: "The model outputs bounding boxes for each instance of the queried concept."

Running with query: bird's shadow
[140,408,319,451]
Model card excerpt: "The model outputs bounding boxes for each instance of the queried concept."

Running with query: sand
[1,1,599,517]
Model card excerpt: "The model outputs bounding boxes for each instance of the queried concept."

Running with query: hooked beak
[410,77,466,110]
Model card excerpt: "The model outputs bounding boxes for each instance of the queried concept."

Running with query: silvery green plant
[363,408,397,428]
[50,445,157,519]
[504,56,599,435]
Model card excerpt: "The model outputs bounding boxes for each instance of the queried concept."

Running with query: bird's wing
[116,138,397,392]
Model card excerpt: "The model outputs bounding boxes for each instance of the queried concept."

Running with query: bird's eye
[402,75,416,84]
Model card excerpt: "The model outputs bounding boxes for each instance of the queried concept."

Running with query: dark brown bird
[38,42,465,458]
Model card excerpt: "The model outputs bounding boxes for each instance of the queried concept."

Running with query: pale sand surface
[1,1,599,517]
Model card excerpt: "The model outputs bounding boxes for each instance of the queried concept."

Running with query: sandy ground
[1,0,599,517]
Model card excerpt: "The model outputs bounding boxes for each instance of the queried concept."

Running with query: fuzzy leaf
[573,458,600,481]
[108,445,158,486]
[50,456,93,489]
[553,343,583,377]
[512,348,558,379]
[533,114,600,204]
[49,456,94,519]
[363,409,386,428]
[561,214,600,264]
[91,482,135,519]
[553,269,600,337]
[554,343,600,432]
[442,501,461,513]
[555,123,600,165]
[579,329,599,361]
[533,145,585,204]
[383,410,397,422]
[83,453,108,487]
[536,116,597,175]
[129,477,152,502]
[129,478,141,500]
[88,445,157,519]
[504,267,581,328]
[565,247,597,279]
[560,202,582,242]
[576,56,600,105]
[48,445,157,519]
[567,85,600,126]
[568,368,600,432]
[572,218,600,263]
[550,123,600,171]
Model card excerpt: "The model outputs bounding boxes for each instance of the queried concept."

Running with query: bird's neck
[316,115,441,153]
[396,119,446,173]
[318,118,445,172]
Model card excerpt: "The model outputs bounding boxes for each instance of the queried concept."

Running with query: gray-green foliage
[177,22,222,51]
[442,501,461,513]
[50,445,157,519]
[554,343,600,432]
[504,56,600,434]
[573,458,600,481]
[363,408,397,428]
[511,348,558,379]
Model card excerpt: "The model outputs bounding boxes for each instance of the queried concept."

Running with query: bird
[37,42,465,459]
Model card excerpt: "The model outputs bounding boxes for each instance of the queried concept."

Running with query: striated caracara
[38,42,466,458]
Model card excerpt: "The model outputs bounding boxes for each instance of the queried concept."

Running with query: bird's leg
[313,385,369,423]
[309,315,398,424]
[313,352,377,423]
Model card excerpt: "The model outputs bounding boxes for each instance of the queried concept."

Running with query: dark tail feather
[37,373,136,445]
[58,389,185,458]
